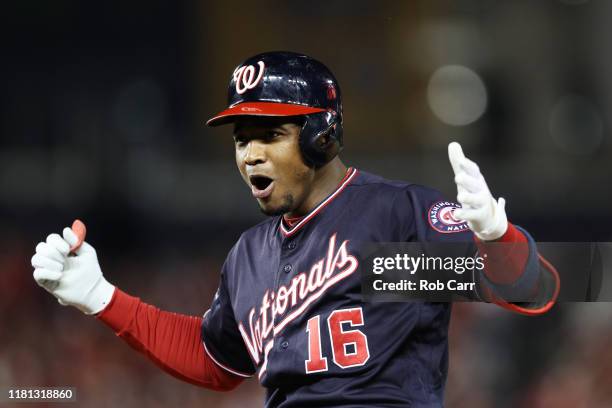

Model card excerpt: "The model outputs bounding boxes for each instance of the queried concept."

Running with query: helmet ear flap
[299,111,343,168]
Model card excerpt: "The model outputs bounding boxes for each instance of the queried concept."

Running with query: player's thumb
[63,226,93,255]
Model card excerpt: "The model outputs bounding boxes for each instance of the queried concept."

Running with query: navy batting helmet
[206,51,343,168]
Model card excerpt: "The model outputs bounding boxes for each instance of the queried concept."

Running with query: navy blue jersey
[201,168,554,407]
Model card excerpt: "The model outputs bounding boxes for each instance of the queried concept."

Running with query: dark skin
[233,117,347,217]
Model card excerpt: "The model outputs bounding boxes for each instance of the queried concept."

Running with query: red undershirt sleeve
[476,222,529,285]
[475,223,560,314]
[96,289,243,391]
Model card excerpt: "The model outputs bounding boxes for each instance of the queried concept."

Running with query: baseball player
[31,52,559,407]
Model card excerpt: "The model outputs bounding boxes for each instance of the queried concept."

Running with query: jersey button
[283,264,292,273]
[281,341,289,349]
[288,242,297,250]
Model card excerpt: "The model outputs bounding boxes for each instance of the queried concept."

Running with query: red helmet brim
[206,102,325,127]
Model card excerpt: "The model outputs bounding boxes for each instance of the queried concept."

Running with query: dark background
[1,1,611,407]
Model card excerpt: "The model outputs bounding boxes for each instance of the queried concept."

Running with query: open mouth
[249,175,275,199]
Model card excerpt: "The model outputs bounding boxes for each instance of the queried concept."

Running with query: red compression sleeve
[476,222,529,284]
[96,289,243,391]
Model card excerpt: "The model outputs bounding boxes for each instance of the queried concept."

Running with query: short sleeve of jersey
[201,259,256,377]
[391,184,482,299]
[390,184,475,243]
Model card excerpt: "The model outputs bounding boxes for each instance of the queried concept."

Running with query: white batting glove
[31,223,115,314]
[448,142,508,241]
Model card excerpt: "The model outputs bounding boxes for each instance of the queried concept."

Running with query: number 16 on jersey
[305,307,370,373]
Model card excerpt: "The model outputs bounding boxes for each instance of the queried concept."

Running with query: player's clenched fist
[448,142,508,241]
[31,220,115,315]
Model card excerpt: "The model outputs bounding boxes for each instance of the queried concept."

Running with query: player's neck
[286,158,348,218]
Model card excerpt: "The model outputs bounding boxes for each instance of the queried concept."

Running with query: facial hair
[259,193,295,216]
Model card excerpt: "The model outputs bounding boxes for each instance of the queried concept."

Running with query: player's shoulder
[228,217,278,256]
[240,216,277,241]
[350,169,468,240]
[351,169,447,204]
[350,169,412,190]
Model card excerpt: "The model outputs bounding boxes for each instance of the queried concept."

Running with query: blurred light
[112,79,167,142]
[427,65,488,126]
[549,95,603,156]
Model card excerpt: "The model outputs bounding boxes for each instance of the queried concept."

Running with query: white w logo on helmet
[233,61,265,94]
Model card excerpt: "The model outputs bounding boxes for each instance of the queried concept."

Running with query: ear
[299,111,343,168]
[317,132,330,148]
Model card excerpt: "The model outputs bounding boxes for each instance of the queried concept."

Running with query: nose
[243,140,267,166]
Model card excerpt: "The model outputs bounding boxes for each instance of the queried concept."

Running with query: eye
[233,134,247,147]
[267,130,282,140]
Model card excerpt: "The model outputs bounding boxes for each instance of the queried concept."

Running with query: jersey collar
[280,167,358,238]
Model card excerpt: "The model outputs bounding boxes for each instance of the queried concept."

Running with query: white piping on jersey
[202,310,254,378]
[279,167,358,237]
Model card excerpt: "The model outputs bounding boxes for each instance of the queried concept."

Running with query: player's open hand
[448,142,508,241]
[31,220,115,315]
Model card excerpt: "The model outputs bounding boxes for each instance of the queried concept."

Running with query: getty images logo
[233,61,265,94]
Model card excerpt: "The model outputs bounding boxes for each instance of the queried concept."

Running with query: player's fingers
[497,197,506,213]
[454,173,483,194]
[77,241,96,255]
[457,192,487,208]
[448,142,466,176]
[46,233,70,256]
[35,242,65,264]
[65,219,86,253]
[33,268,63,283]
[452,207,466,221]
[459,157,481,177]
[63,227,78,246]
[453,207,481,222]
[63,222,90,255]
[66,238,95,256]
[31,252,64,271]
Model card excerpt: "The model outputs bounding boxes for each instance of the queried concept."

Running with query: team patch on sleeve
[427,201,470,233]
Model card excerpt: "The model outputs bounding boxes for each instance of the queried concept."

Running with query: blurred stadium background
[2,1,612,407]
